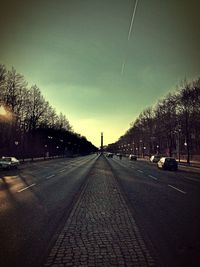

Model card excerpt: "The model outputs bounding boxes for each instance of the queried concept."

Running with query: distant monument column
[101,132,103,152]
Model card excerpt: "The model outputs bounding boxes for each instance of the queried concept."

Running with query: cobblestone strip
[45,156,155,266]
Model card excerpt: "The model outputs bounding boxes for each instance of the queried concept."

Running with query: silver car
[0,157,20,169]
[150,155,161,163]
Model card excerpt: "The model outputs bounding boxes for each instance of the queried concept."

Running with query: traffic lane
[0,155,98,267]
[115,155,200,177]
[108,157,200,267]
[18,154,96,179]
[111,157,200,223]
[112,156,200,195]
[0,154,97,210]
[0,155,96,196]
[0,155,96,208]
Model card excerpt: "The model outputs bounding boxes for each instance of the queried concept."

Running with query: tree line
[107,77,200,163]
[0,64,97,159]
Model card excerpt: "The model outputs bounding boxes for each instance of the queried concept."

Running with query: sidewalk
[178,160,200,168]
[45,156,155,267]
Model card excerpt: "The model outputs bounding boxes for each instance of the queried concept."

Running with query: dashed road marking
[18,183,36,193]
[46,174,55,180]
[184,177,200,183]
[148,175,158,180]
[59,169,66,173]
[137,169,143,173]
[180,165,200,170]
[168,184,186,194]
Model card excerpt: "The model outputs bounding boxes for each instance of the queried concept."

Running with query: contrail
[121,0,140,74]
[128,0,139,41]
[121,61,125,75]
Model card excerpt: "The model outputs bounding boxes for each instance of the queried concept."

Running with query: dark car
[106,153,114,158]
[116,153,122,160]
[157,157,178,171]
[129,154,137,161]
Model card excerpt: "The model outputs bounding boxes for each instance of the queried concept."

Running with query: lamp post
[132,141,135,154]
[156,145,159,155]
[48,136,53,158]
[44,144,48,159]
[14,141,19,157]
[174,126,181,162]
[143,146,146,158]
[139,140,143,158]
[136,147,138,156]
[177,129,181,162]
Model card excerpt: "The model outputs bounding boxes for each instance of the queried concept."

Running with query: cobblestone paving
[45,156,155,266]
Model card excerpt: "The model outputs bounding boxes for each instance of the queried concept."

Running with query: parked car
[106,152,114,158]
[157,157,178,171]
[150,155,161,163]
[129,154,137,161]
[116,153,122,159]
[0,157,20,169]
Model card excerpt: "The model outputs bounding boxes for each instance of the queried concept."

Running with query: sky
[0,0,200,147]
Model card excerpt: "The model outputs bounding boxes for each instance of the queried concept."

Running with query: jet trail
[128,0,139,41]
[121,0,140,75]
[121,61,125,75]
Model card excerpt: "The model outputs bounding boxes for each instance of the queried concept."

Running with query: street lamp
[136,147,138,156]
[143,146,146,157]
[14,141,19,157]
[156,145,159,155]
[0,105,7,116]
[174,126,181,162]
[139,140,143,157]
[44,145,49,159]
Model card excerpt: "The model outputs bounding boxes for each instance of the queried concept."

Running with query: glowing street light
[0,105,7,116]
[0,105,12,121]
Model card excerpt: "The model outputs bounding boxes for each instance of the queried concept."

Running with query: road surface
[0,154,199,266]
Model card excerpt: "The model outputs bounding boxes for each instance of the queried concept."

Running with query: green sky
[1,0,200,147]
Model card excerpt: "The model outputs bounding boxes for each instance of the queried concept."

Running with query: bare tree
[55,112,72,131]
[177,79,200,163]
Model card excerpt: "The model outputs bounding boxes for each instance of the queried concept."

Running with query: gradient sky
[1,0,200,147]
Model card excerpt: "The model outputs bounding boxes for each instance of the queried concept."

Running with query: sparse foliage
[108,78,200,163]
[0,65,97,157]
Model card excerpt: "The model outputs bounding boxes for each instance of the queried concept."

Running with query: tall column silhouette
[101,132,103,152]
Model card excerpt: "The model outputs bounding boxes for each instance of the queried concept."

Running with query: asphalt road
[0,154,200,266]
[107,156,200,267]
[0,155,98,267]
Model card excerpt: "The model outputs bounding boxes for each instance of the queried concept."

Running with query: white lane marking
[18,183,36,193]
[184,177,200,183]
[168,184,186,194]
[59,169,66,173]
[148,175,158,180]
[46,174,55,180]
[180,165,200,170]
[137,170,143,173]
